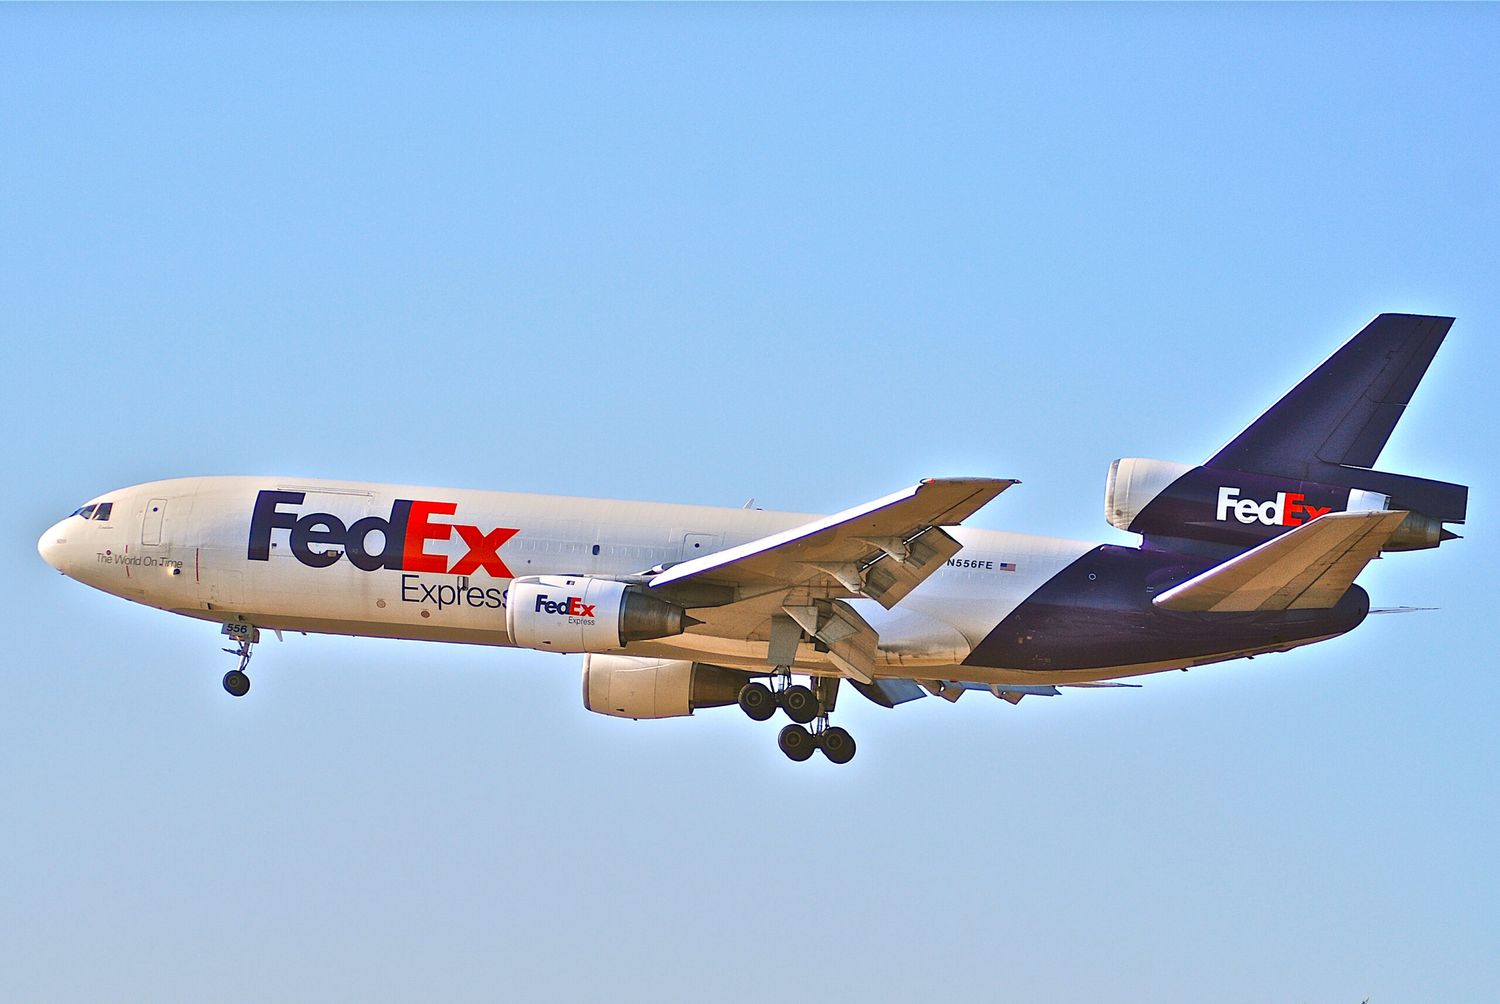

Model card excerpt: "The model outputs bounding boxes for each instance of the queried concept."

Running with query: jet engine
[1104,457,1461,552]
[506,575,696,653]
[581,655,751,719]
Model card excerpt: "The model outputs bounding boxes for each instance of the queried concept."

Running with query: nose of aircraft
[38,519,70,573]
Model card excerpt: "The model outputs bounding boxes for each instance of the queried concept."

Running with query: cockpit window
[75,504,96,520]
[93,502,113,521]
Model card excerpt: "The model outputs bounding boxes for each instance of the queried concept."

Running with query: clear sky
[2,4,1496,1002]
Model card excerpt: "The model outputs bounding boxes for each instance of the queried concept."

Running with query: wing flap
[1153,509,1409,613]
[782,599,880,683]
[650,477,1015,609]
[852,677,1142,708]
[850,525,963,608]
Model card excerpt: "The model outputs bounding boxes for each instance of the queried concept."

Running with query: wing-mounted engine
[581,655,750,719]
[506,575,698,653]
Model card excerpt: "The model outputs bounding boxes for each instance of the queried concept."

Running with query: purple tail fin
[1211,313,1451,475]
[1110,314,1467,553]
[1207,313,1466,523]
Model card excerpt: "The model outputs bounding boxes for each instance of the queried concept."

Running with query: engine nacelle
[506,575,694,653]
[581,655,750,719]
[1104,458,1195,533]
[1104,457,1456,551]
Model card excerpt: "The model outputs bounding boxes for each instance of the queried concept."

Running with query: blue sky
[2,5,1496,1001]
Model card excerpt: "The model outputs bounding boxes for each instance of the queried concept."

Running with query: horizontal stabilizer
[1154,509,1408,613]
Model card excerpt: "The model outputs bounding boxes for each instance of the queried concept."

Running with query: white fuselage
[39,476,1099,683]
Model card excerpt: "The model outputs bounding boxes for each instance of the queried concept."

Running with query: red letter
[403,501,457,573]
[1283,492,1306,526]
[449,525,518,577]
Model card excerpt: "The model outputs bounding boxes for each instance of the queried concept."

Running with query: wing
[1152,509,1408,613]
[649,477,1016,610]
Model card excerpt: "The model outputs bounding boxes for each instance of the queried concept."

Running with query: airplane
[37,313,1467,765]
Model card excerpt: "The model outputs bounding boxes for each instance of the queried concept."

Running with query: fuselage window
[93,502,113,521]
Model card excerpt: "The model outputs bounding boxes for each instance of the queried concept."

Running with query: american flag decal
[998,561,1017,571]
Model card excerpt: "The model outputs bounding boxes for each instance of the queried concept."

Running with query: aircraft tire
[223,669,250,698]
[820,726,856,765]
[781,684,818,724]
[777,724,816,762]
[737,682,777,721]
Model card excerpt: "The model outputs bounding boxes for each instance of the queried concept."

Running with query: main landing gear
[220,622,260,698]
[737,671,856,765]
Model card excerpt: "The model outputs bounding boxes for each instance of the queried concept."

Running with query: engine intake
[506,575,695,653]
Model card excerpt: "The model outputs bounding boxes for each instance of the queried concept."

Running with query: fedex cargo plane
[38,314,1467,764]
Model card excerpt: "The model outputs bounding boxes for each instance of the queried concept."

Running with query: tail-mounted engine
[506,575,697,653]
[1105,457,1464,552]
[1107,315,1468,553]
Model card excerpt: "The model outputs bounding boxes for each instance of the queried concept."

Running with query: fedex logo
[1216,486,1333,527]
[247,490,518,577]
[534,594,596,619]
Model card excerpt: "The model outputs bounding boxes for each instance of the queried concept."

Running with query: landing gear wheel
[737,682,778,721]
[778,724,816,762]
[223,669,250,698]
[819,726,856,765]
[781,684,818,724]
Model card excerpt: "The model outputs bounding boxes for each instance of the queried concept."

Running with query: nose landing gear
[220,622,259,698]
[223,667,250,697]
[739,669,857,765]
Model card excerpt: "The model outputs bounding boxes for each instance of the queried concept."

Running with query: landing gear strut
[739,669,857,765]
[220,622,259,698]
